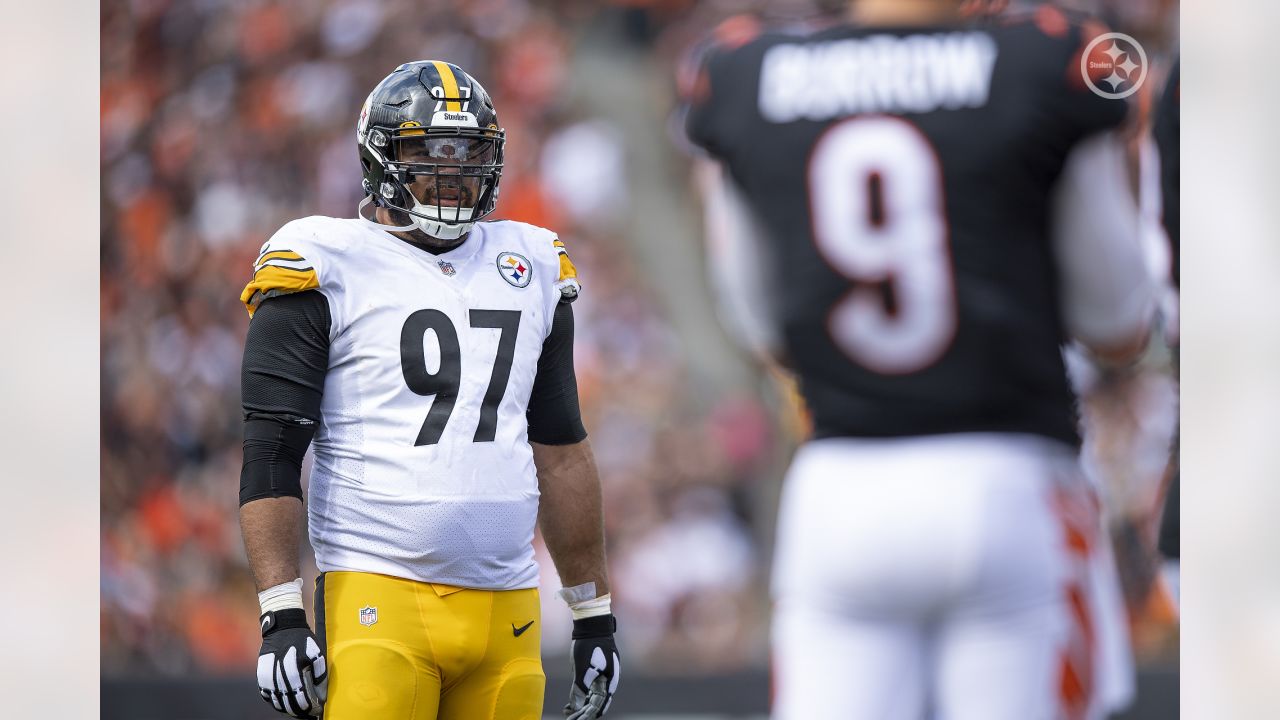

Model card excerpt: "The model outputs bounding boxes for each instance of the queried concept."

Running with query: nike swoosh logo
[261,617,271,632]
[512,620,534,637]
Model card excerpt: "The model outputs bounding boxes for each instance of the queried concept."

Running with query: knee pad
[491,658,546,720]
[326,641,431,719]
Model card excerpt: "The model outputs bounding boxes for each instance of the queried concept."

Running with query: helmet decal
[398,120,426,136]
[428,84,474,113]
[430,61,468,112]
[431,110,480,128]
[356,93,374,139]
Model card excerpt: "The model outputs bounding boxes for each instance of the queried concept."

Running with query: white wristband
[258,578,305,614]
[568,593,612,620]
[558,581,598,605]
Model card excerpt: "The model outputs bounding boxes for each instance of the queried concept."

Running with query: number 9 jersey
[240,215,580,590]
[683,11,1138,448]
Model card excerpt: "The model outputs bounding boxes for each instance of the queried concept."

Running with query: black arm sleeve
[527,302,588,445]
[239,290,332,506]
[1154,60,1180,557]
[1153,59,1180,288]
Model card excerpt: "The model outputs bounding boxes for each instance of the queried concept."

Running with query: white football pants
[771,434,1133,720]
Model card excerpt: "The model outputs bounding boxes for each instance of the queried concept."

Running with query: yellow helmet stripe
[432,61,462,112]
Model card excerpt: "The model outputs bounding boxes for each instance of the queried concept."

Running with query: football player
[1153,58,1180,606]
[684,1,1156,718]
[238,61,620,719]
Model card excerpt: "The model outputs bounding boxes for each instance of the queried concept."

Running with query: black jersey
[686,10,1127,447]
[1153,59,1179,289]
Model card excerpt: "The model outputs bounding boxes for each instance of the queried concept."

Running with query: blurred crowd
[101,0,1179,678]
[101,0,783,675]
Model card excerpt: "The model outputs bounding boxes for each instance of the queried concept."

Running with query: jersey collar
[367,220,486,269]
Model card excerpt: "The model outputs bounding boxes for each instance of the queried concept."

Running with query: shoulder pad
[240,221,324,317]
[678,14,765,103]
[485,220,582,303]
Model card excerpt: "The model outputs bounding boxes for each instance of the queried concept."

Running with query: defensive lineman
[685,1,1154,718]
[238,61,620,719]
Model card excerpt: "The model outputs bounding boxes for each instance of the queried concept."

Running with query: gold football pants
[316,571,545,719]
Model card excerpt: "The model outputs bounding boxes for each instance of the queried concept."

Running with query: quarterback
[237,61,620,719]
[685,1,1154,718]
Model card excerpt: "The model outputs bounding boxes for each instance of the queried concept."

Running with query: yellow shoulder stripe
[255,250,305,268]
[240,265,320,317]
[554,239,578,282]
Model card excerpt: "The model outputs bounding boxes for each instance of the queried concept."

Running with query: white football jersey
[243,215,580,590]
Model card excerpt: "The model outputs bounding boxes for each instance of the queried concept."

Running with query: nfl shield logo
[359,606,378,626]
[437,260,456,277]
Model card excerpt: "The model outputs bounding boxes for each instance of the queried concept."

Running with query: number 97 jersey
[242,215,580,590]
[684,11,1128,447]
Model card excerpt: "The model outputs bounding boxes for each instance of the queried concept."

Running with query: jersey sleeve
[1153,59,1179,287]
[552,236,581,304]
[526,302,587,445]
[681,15,763,159]
[681,40,722,155]
[1000,8,1129,145]
[241,290,331,421]
[239,284,331,506]
[1053,16,1130,139]
[240,221,326,318]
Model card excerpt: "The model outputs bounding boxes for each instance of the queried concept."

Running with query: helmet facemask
[366,126,504,241]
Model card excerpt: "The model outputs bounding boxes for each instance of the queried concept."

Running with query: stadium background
[100,0,1179,717]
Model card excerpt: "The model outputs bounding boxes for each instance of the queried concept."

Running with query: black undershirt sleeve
[1153,59,1179,289]
[527,302,588,445]
[239,290,332,506]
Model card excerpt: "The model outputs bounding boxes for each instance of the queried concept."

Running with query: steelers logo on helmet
[496,252,533,288]
[356,60,505,241]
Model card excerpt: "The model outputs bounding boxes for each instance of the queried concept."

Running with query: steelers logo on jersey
[496,252,533,288]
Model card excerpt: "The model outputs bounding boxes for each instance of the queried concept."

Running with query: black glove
[256,608,328,718]
[564,614,621,719]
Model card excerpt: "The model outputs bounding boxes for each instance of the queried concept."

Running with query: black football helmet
[357,61,505,240]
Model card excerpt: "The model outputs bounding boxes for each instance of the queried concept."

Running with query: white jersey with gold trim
[245,215,578,589]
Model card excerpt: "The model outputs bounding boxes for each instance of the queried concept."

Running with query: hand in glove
[564,614,620,719]
[257,608,328,718]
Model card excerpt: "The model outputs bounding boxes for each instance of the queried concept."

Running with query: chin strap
[357,195,473,240]
[357,196,418,232]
